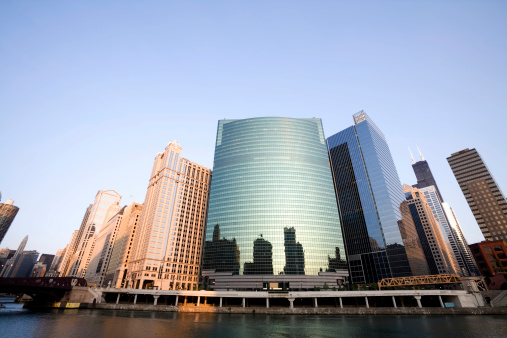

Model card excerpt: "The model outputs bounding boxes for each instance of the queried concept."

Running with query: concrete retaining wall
[91,303,507,315]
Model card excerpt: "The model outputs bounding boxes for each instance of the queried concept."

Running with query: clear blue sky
[1,1,506,254]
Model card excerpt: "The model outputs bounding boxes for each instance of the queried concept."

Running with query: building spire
[408,147,415,164]
[417,146,425,161]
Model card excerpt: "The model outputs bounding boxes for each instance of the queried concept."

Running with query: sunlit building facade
[202,117,348,290]
[128,141,211,290]
[403,185,458,275]
[106,202,143,288]
[66,190,122,277]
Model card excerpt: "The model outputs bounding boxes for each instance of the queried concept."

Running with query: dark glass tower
[327,111,411,284]
[202,117,348,289]
[411,148,444,202]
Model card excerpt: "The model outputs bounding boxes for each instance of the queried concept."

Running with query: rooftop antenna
[408,147,416,164]
[417,146,425,161]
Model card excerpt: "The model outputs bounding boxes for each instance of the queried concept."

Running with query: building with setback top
[327,112,411,284]
[128,141,211,291]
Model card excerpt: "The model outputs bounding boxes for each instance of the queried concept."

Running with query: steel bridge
[0,277,87,302]
[378,274,461,290]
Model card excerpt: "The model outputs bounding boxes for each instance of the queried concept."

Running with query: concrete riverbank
[89,303,507,315]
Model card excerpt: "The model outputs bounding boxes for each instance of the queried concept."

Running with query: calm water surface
[0,302,505,337]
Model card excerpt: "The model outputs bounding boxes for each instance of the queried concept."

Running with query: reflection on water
[0,303,506,337]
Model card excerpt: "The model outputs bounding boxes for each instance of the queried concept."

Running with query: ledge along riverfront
[20,284,507,315]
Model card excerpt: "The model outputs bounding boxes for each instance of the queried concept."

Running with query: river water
[0,302,505,337]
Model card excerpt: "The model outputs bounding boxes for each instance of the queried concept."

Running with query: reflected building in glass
[202,117,348,290]
[327,111,411,284]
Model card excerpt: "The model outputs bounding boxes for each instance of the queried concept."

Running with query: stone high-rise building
[128,141,211,290]
[84,205,124,286]
[447,148,507,242]
[66,190,122,277]
[403,185,459,275]
[105,202,143,288]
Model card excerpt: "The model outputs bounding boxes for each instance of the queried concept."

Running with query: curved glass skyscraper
[203,117,347,289]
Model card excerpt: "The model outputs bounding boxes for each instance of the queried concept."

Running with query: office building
[441,202,480,276]
[30,254,55,277]
[469,240,507,290]
[128,141,211,290]
[57,231,78,277]
[9,250,39,278]
[403,185,458,275]
[105,202,143,288]
[447,148,507,242]
[409,150,479,276]
[419,186,463,274]
[0,235,28,277]
[46,249,65,277]
[398,201,431,276]
[0,199,19,245]
[410,148,444,202]
[66,190,122,277]
[85,204,124,286]
[0,249,15,274]
[203,117,348,290]
[327,112,411,284]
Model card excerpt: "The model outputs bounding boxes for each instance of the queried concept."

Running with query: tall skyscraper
[30,254,55,277]
[403,185,459,275]
[203,117,348,290]
[0,235,28,277]
[46,248,65,277]
[327,111,411,284]
[442,202,480,276]
[420,186,461,271]
[447,148,507,242]
[128,141,211,291]
[409,151,478,276]
[106,202,143,288]
[398,201,431,276]
[66,190,122,277]
[0,199,19,245]
[57,230,78,277]
[84,204,124,286]
[9,250,39,278]
[410,148,444,202]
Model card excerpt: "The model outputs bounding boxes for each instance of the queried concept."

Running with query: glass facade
[203,117,347,277]
[327,111,411,284]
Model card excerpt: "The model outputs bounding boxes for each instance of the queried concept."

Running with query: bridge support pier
[414,296,422,308]
[439,295,444,308]
[339,297,343,308]
[116,293,120,305]
[392,296,397,308]
[153,295,159,305]
[134,294,137,305]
